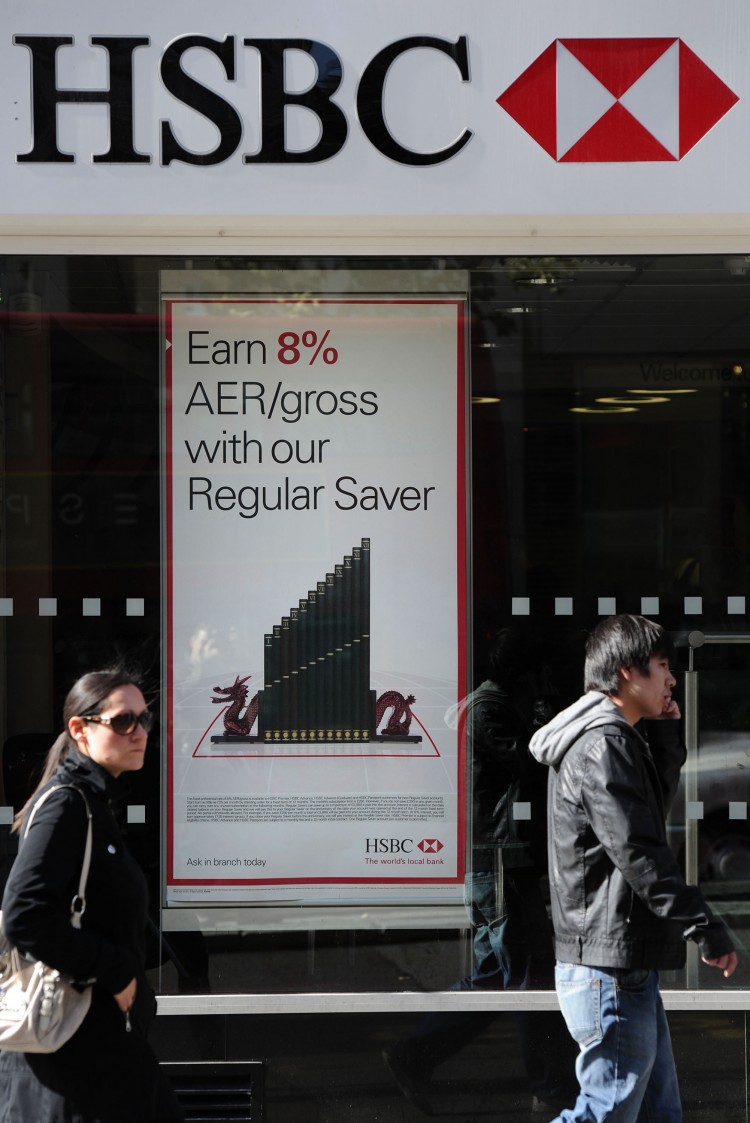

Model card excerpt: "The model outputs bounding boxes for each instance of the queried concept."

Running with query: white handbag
[0,784,94,1052]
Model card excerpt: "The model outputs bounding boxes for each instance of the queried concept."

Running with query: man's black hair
[584,614,672,695]
[486,625,534,688]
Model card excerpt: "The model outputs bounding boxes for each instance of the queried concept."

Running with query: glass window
[1,253,748,995]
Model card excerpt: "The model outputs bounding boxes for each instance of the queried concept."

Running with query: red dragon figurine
[375,691,416,737]
[212,674,259,737]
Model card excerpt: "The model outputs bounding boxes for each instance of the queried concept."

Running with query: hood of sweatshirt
[528,690,631,767]
[443,680,507,731]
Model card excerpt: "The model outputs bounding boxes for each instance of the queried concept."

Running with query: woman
[0,668,184,1123]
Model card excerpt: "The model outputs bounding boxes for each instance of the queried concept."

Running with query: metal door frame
[684,630,750,985]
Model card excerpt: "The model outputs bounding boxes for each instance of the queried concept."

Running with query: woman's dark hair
[584,614,672,695]
[12,667,143,833]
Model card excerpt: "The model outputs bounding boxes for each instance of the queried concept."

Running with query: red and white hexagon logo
[497,38,738,161]
[417,839,444,853]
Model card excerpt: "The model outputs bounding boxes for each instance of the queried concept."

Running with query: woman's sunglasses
[81,710,154,735]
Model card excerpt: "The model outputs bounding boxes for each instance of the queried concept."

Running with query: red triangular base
[497,42,557,158]
[561,102,677,162]
[679,40,739,157]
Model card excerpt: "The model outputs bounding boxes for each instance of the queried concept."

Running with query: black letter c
[357,36,472,166]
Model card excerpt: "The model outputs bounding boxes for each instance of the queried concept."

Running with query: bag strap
[24,785,93,930]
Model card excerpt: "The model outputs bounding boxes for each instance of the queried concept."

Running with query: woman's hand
[113,977,137,1013]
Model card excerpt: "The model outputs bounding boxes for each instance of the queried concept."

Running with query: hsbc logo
[498,38,738,162]
[10,32,739,169]
[12,34,471,167]
[365,838,414,853]
[364,837,445,854]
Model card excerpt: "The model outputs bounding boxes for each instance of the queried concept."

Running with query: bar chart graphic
[210,538,420,747]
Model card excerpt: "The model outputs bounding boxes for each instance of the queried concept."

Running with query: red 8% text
[278,330,339,366]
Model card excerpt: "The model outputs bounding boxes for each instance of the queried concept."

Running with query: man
[529,614,736,1123]
[454,626,556,994]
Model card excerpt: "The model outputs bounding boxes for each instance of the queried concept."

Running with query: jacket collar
[56,748,128,802]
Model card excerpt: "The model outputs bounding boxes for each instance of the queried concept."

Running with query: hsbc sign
[2,1,749,222]
[11,33,737,168]
[12,34,473,168]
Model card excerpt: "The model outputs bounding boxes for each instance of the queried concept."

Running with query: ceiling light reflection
[596,396,670,405]
[626,388,697,395]
[570,406,639,414]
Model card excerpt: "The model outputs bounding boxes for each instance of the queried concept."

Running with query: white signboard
[164,286,467,903]
[2,0,749,220]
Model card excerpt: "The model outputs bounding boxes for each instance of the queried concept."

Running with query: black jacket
[3,751,147,994]
[0,749,183,1123]
[529,692,733,970]
[449,678,551,868]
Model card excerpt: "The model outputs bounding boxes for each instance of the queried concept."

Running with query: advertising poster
[164,279,467,904]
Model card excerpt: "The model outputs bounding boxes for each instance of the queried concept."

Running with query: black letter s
[161,36,242,166]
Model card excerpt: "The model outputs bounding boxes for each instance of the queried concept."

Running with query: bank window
[0,253,747,994]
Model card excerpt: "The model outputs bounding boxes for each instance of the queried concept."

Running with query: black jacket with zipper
[529,692,733,970]
[2,750,146,994]
[0,749,183,1123]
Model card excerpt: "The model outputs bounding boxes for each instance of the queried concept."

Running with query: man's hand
[659,699,681,720]
[701,951,738,977]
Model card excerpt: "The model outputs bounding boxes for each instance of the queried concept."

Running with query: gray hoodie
[529,690,629,767]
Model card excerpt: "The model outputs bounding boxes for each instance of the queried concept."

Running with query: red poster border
[164,298,467,891]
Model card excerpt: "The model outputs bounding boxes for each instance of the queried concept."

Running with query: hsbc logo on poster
[364,837,445,854]
[498,38,739,162]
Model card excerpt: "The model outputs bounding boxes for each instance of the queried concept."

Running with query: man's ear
[619,664,634,684]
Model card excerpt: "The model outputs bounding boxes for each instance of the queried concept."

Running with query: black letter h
[14,36,150,163]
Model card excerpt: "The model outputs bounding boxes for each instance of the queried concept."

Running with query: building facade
[1,2,749,1119]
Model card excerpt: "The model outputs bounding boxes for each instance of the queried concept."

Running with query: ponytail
[11,730,74,833]
[10,665,143,833]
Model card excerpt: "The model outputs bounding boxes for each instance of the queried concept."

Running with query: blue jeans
[383,860,576,1105]
[467,860,555,990]
[551,962,682,1122]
